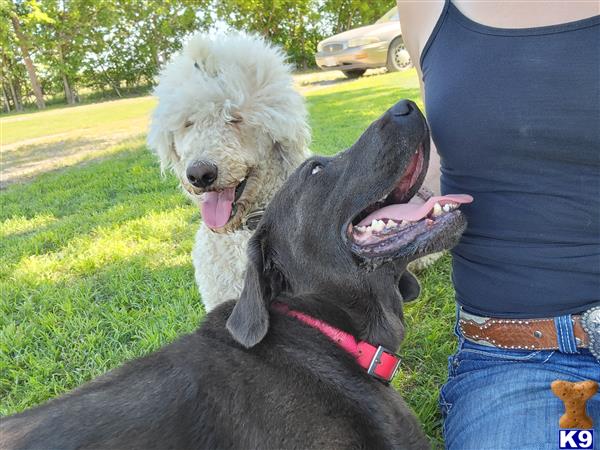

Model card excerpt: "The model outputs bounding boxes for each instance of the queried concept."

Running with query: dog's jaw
[208,172,263,233]
[191,145,308,234]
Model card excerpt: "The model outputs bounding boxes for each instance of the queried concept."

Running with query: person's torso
[421,0,600,317]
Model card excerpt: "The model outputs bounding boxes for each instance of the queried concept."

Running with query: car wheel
[343,69,367,79]
[387,38,413,72]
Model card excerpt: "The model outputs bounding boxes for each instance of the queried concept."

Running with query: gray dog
[2,100,470,449]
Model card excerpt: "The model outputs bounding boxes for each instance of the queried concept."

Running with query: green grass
[1,70,455,448]
[1,96,156,145]
[309,71,422,155]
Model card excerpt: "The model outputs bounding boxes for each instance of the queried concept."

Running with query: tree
[0,50,26,111]
[37,0,87,104]
[0,0,397,112]
[2,0,54,109]
[322,0,393,34]
[79,0,212,96]
[0,2,25,111]
[216,0,322,69]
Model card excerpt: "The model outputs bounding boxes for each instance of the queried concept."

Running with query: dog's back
[3,303,426,450]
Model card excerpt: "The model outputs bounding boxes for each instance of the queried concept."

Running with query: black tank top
[421,1,600,317]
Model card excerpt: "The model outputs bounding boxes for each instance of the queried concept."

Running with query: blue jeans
[440,316,600,449]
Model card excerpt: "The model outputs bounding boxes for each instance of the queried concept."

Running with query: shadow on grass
[3,136,110,166]
[0,145,190,267]
[1,134,148,189]
[1,147,204,413]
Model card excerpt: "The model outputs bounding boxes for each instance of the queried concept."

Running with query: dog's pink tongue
[201,188,235,229]
[358,194,473,226]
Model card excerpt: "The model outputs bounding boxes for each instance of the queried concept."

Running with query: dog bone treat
[551,379,598,429]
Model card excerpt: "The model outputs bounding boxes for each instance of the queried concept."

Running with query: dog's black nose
[187,162,218,188]
[391,100,414,117]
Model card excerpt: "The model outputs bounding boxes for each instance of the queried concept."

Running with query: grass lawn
[1,97,157,188]
[1,96,156,146]
[1,69,456,448]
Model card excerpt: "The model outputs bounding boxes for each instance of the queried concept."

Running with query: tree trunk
[101,68,121,98]
[300,26,306,70]
[62,73,75,104]
[13,79,23,111]
[99,43,122,98]
[346,9,354,30]
[57,43,76,105]
[10,13,45,109]
[2,54,23,111]
[8,78,23,111]
[335,1,348,33]
[2,85,11,112]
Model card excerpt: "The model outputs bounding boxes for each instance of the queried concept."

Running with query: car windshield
[375,6,399,23]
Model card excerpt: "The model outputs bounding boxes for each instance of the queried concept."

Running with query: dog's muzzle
[458,306,600,361]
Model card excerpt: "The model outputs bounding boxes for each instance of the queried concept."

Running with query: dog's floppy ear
[398,271,421,302]
[227,230,273,348]
[147,119,180,174]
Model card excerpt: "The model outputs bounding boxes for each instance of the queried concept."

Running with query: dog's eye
[311,164,323,175]
[227,116,242,125]
[184,120,194,129]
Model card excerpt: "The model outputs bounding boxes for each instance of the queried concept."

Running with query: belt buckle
[582,306,600,361]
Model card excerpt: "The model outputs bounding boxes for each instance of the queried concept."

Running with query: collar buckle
[243,209,264,231]
[367,345,402,384]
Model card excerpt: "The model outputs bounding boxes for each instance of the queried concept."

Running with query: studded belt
[458,306,600,359]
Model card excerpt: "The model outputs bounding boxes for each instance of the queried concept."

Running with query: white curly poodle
[148,34,311,311]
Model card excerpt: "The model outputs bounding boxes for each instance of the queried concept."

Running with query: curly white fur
[148,34,311,311]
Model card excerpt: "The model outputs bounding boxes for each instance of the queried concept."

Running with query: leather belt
[458,309,593,351]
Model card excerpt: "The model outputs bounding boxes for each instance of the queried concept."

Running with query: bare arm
[397,0,445,196]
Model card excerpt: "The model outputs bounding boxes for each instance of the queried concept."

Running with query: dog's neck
[250,142,308,210]
[215,142,308,234]
[274,285,404,351]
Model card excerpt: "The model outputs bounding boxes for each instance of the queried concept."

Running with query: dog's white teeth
[371,219,385,232]
[385,219,397,229]
[441,202,459,213]
[359,226,374,235]
[433,202,443,217]
[355,225,366,233]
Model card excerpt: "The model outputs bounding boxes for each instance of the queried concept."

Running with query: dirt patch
[1,132,146,189]
[1,116,148,189]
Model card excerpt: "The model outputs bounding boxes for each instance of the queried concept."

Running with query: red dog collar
[273,303,401,383]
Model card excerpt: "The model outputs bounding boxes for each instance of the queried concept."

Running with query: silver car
[315,7,412,78]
